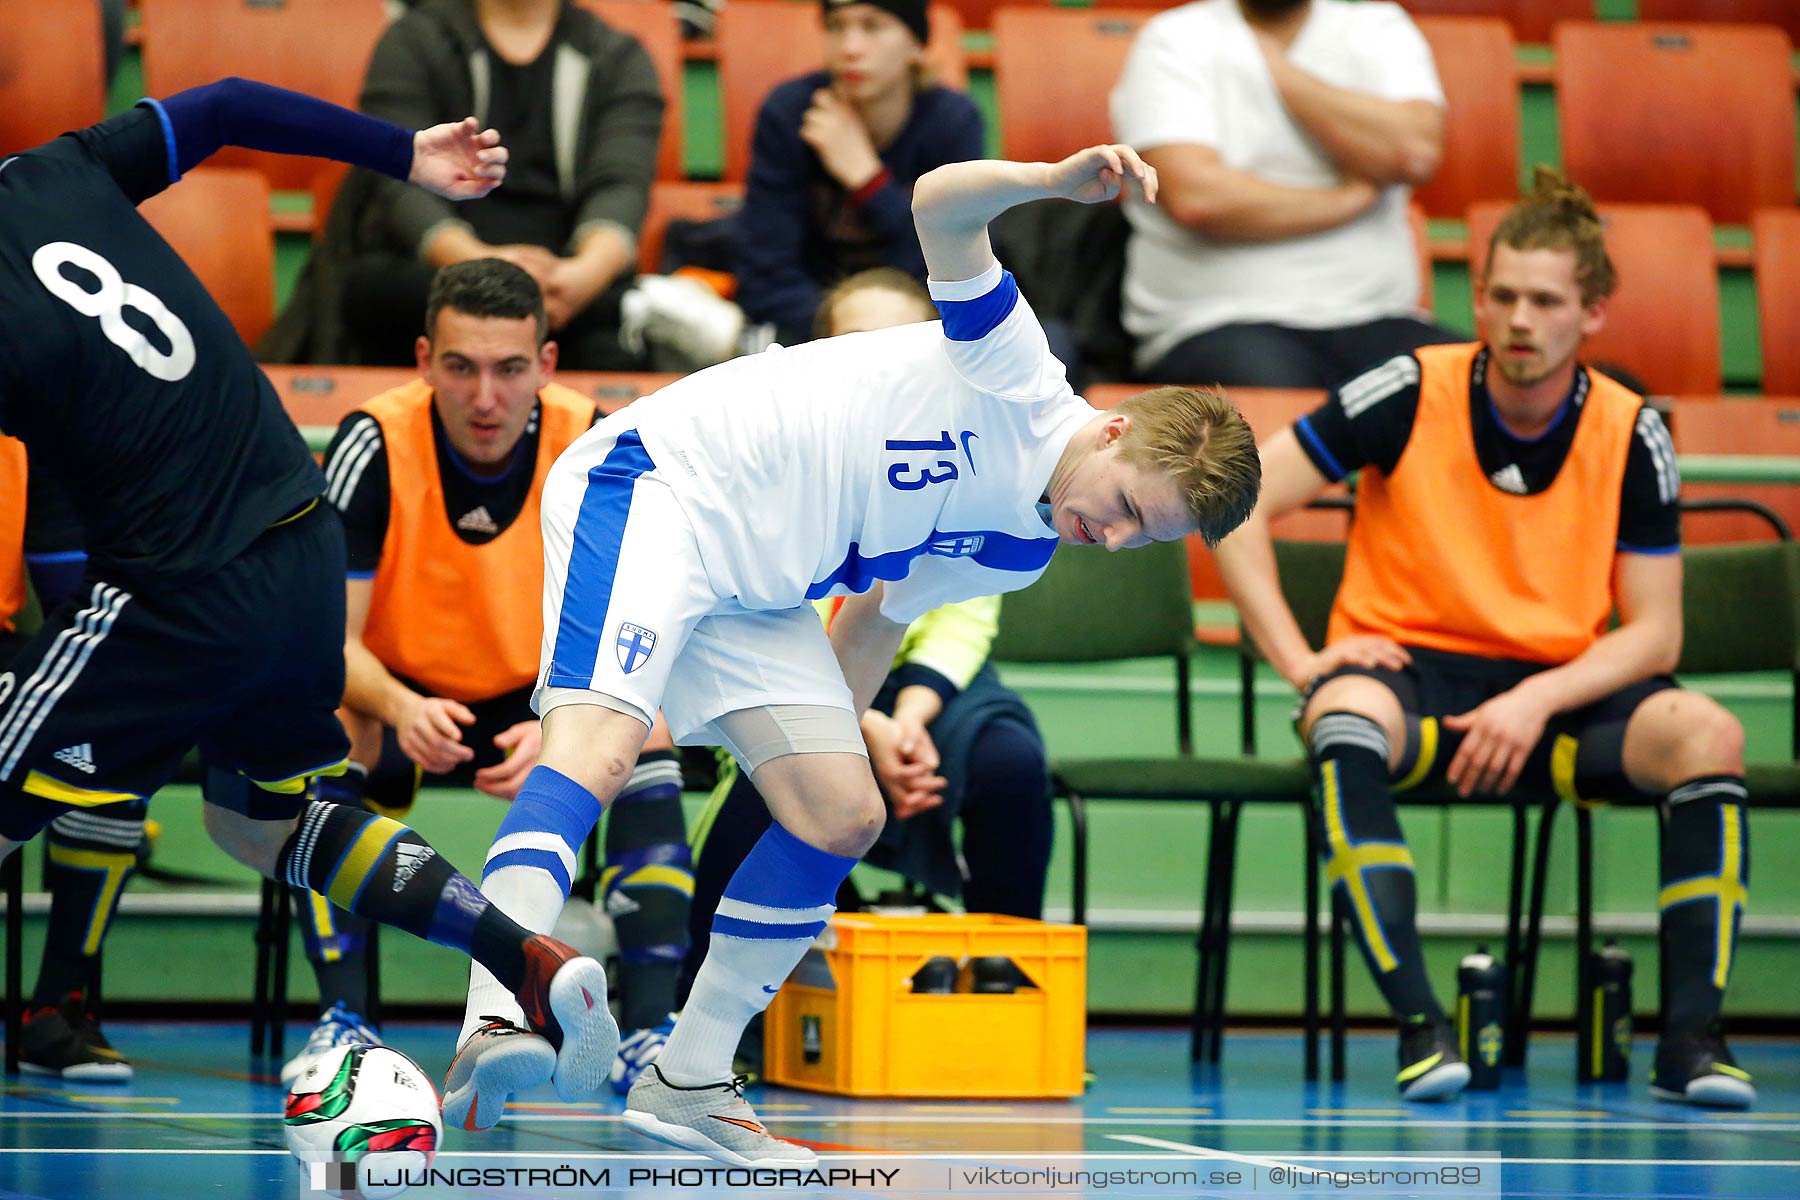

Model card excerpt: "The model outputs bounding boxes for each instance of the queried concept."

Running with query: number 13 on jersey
[885,429,978,491]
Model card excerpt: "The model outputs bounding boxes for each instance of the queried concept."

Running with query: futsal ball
[284,1044,441,1200]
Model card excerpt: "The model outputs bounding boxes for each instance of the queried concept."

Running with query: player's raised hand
[410,116,508,200]
[1043,144,1157,206]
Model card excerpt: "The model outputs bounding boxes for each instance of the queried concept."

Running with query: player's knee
[203,804,295,877]
[1302,677,1404,753]
[1631,692,1745,787]
[1673,695,1745,777]
[825,783,886,859]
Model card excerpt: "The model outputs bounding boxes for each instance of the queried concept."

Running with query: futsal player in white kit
[442,144,1263,1161]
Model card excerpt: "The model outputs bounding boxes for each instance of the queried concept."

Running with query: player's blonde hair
[1486,167,1618,305]
[1112,386,1261,548]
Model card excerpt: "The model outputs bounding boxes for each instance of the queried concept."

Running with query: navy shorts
[1313,645,1676,804]
[0,502,351,841]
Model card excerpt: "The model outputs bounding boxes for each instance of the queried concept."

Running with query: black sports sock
[1659,775,1750,1036]
[1310,711,1443,1023]
[276,799,536,995]
[605,750,692,1030]
[295,765,373,1015]
[32,802,146,1007]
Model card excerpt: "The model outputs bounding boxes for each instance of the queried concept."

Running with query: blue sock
[656,820,856,1083]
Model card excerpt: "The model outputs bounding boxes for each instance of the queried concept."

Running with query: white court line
[3,1110,1796,1134]
[1107,1134,1310,1175]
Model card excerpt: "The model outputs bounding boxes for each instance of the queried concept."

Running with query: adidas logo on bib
[457,506,500,534]
[392,842,436,891]
[53,744,97,774]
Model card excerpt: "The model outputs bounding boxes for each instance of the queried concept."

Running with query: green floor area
[10,652,1796,1018]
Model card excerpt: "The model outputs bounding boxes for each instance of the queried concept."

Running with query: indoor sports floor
[1,1023,1796,1198]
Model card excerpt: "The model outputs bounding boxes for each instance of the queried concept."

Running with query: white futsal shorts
[534,424,860,759]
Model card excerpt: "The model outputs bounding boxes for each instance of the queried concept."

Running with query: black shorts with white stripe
[0,501,351,842]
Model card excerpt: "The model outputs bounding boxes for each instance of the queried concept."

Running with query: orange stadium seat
[1410,202,1434,311]
[1753,208,1800,395]
[1467,200,1721,395]
[139,0,392,193]
[1089,384,1349,606]
[640,181,745,275]
[1397,0,1592,44]
[1411,17,1519,219]
[0,1,106,156]
[991,9,1156,163]
[1637,1,1800,45]
[1554,22,1796,225]
[577,0,686,181]
[139,167,275,347]
[715,1,966,183]
[1670,397,1800,544]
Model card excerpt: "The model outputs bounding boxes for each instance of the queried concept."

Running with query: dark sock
[1310,711,1443,1024]
[959,718,1052,919]
[32,802,146,1008]
[295,764,373,1015]
[605,750,692,1030]
[1659,775,1750,1036]
[276,799,536,995]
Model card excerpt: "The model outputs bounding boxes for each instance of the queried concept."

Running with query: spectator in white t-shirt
[1110,0,1458,388]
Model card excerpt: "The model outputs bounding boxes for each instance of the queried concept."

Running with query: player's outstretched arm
[151,77,504,200]
[912,144,1157,283]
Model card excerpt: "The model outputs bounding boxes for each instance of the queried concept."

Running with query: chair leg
[4,851,22,1075]
[1329,893,1347,1082]
[251,877,275,1056]
[270,883,293,1062]
[1501,799,1529,1067]
[1573,807,1595,1076]
[1208,801,1242,1065]
[1509,798,1560,1069]
[1302,793,1321,1083]
[1065,786,1089,928]
[1191,802,1224,1063]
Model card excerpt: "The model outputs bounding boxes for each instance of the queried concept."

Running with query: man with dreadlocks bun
[1216,168,1755,1108]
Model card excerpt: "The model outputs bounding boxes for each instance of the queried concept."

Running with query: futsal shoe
[610,1013,677,1095]
[280,1001,382,1087]
[1396,1015,1471,1101]
[441,1016,557,1131]
[1650,1024,1756,1108]
[622,1064,817,1166]
[19,995,132,1083]
[514,934,620,1103]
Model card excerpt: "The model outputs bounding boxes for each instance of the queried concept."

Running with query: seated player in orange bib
[1216,171,1753,1108]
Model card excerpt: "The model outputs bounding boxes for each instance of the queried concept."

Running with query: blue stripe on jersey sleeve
[1616,540,1680,556]
[346,569,376,580]
[935,270,1020,343]
[1294,415,1347,483]
[138,97,180,185]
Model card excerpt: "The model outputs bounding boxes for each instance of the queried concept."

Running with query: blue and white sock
[655,820,856,1085]
[459,765,602,1045]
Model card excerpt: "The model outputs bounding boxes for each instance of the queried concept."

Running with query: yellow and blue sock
[1310,711,1443,1024]
[33,800,146,1007]
[603,750,692,1031]
[1659,775,1750,1036]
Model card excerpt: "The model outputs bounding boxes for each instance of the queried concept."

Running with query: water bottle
[1577,940,1633,1082]
[1456,946,1507,1090]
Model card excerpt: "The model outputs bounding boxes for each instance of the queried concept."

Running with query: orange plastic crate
[763,912,1086,1098]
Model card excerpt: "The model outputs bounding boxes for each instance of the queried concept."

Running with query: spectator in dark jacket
[274,0,661,368]
[734,0,984,347]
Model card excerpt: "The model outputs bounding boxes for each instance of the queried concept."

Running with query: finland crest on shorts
[616,622,657,674]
